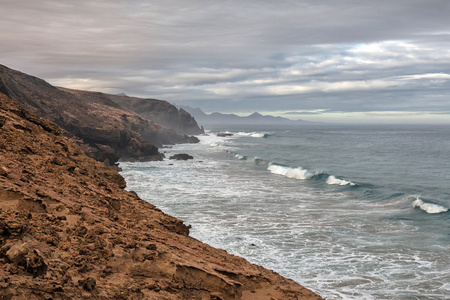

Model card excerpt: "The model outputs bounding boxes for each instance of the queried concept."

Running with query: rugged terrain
[0,92,323,299]
[105,94,204,136]
[0,65,199,165]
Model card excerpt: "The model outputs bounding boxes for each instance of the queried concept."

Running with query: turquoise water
[120,124,450,299]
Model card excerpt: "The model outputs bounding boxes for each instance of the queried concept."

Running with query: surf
[412,197,448,214]
[267,163,312,180]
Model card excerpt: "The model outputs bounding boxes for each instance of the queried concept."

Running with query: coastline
[0,92,323,299]
[122,127,450,299]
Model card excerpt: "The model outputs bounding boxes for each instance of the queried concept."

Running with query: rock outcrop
[0,92,323,299]
[169,154,194,161]
[104,94,204,136]
[0,65,198,165]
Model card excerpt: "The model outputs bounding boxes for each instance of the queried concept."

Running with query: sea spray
[267,163,312,180]
[326,175,356,186]
[412,197,448,214]
[234,132,270,138]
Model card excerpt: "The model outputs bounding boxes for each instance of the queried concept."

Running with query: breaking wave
[267,163,312,180]
[326,175,356,186]
[234,132,270,138]
[226,150,358,188]
[412,197,448,214]
[235,154,247,160]
[254,157,269,166]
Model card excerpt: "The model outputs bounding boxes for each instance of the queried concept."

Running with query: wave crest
[326,175,356,186]
[254,157,269,166]
[235,154,247,160]
[412,197,448,214]
[234,132,270,138]
[267,163,312,180]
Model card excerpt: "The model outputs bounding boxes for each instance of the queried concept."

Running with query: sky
[2,0,450,123]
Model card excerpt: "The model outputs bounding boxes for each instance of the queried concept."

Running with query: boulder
[169,153,194,160]
[217,132,234,137]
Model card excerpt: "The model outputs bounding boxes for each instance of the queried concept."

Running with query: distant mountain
[178,105,312,126]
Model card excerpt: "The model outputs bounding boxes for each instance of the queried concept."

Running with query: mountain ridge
[0,64,200,165]
[105,94,204,135]
[178,105,313,126]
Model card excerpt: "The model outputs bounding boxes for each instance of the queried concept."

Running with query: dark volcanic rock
[217,132,234,137]
[169,153,194,160]
[0,64,197,164]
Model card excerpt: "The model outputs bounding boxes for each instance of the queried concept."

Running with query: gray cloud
[2,0,450,123]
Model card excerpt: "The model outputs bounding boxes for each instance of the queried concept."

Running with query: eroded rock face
[60,88,200,146]
[106,94,204,135]
[0,64,198,165]
[0,92,323,299]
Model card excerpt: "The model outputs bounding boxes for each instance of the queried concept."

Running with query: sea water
[119,124,450,299]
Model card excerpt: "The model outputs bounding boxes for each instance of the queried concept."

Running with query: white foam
[235,132,268,138]
[209,141,223,147]
[119,154,450,300]
[196,134,229,148]
[326,175,356,186]
[235,154,247,160]
[412,197,448,214]
[267,163,311,180]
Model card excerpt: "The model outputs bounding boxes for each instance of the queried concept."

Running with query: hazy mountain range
[178,105,313,126]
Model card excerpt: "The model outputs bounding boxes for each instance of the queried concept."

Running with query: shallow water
[120,124,450,299]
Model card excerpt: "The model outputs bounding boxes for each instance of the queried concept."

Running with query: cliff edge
[0,65,199,165]
[102,94,204,136]
[0,92,323,299]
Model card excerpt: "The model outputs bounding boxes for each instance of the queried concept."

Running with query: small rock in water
[217,132,233,137]
[169,154,193,160]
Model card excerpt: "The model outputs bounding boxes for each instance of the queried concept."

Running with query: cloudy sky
[2,0,450,123]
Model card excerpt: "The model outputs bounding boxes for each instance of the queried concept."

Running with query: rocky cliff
[103,94,204,135]
[0,92,323,299]
[0,65,198,165]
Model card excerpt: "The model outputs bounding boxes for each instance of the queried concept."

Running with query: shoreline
[0,92,323,299]
[121,128,450,299]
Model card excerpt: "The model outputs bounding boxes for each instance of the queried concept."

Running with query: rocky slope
[0,65,198,165]
[0,92,323,299]
[104,94,204,135]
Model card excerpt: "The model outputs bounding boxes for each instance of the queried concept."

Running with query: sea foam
[326,175,356,186]
[235,154,247,160]
[412,197,448,214]
[234,132,269,138]
[267,163,312,180]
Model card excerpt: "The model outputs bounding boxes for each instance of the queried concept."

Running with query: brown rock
[78,277,96,291]
[0,64,200,165]
[107,94,204,135]
[5,242,48,276]
[0,92,323,299]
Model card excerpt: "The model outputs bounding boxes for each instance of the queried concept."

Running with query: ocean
[119,124,450,299]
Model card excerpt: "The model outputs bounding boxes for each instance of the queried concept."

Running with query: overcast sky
[2,0,450,123]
